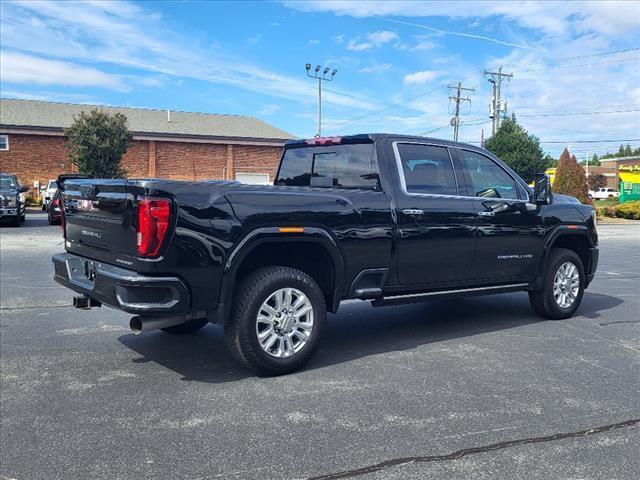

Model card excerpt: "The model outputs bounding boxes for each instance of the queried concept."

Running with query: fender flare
[217,227,345,323]
[532,225,594,289]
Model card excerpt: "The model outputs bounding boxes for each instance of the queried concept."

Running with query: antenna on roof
[167,109,171,123]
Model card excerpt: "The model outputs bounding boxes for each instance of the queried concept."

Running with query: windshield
[0,175,16,189]
[48,181,58,189]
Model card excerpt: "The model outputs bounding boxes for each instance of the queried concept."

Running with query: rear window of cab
[276,143,378,190]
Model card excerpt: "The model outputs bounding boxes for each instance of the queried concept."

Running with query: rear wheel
[529,248,585,320]
[224,266,326,376]
[161,318,209,334]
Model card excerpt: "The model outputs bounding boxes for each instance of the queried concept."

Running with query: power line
[518,108,640,118]
[489,47,640,70]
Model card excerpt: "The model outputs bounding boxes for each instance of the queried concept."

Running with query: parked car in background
[42,179,59,211]
[589,187,619,200]
[47,189,63,225]
[0,173,28,226]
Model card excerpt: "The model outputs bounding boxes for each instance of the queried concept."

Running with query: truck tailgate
[63,179,138,258]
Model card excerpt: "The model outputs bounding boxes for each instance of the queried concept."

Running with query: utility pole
[484,66,513,135]
[448,82,475,141]
[305,63,337,137]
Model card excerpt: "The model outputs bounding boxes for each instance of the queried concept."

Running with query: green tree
[554,148,590,203]
[66,109,132,178]
[484,116,548,182]
[587,172,607,191]
[589,153,600,166]
[624,143,632,156]
[618,144,625,157]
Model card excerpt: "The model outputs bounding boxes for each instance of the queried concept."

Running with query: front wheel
[224,266,326,376]
[529,248,585,320]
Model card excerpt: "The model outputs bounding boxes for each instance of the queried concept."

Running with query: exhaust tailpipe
[129,315,188,335]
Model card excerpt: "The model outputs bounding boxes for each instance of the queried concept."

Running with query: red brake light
[52,198,59,207]
[304,136,342,146]
[136,197,171,257]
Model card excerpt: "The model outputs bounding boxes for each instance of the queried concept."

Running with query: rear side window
[459,150,518,199]
[396,143,458,195]
[276,143,378,189]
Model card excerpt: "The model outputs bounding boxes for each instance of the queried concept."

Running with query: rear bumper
[586,246,599,287]
[52,252,190,314]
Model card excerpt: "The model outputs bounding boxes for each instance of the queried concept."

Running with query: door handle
[477,211,495,217]
[402,209,424,216]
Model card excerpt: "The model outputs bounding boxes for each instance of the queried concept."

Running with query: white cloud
[347,39,373,51]
[366,30,398,44]
[403,70,443,86]
[411,39,438,51]
[0,1,377,111]
[257,104,281,116]
[283,1,640,37]
[359,64,392,74]
[308,39,320,46]
[347,30,400,51]
[0,51,127,90]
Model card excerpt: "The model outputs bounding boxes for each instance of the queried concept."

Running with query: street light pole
[306,63,337,137]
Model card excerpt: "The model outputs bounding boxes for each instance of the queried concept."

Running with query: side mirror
[533,173,553,205]
[19,185,30,193]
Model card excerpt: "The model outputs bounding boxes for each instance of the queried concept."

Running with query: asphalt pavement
[1,211,639,480]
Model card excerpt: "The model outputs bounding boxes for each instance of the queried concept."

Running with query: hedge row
[595,200,640,220]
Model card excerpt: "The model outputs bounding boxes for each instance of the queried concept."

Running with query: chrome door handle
[477,211,495,217]
[402,209,424,216]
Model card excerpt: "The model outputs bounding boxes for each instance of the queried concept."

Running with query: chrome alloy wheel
[255,287,314,358]
[553,261,580,308]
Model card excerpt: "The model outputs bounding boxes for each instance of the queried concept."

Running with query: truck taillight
[136,197,171,257]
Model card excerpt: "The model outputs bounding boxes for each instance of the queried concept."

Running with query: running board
[372,283,529,307]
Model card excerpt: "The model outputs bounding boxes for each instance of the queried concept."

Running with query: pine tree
[624,143,632,156]
[484,116,548,182]
[553,148,590,203]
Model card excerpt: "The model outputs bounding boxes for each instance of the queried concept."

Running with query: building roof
[599,155,640,163]
[0,98,294,141]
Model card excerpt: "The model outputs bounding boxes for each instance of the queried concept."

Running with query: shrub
[594,200,640,219]
[66,109,132,178]
[615,201,640,220]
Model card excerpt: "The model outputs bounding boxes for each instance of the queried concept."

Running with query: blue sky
[1,0,639,158]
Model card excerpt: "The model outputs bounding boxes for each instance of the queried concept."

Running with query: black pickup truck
[53,134,598,375]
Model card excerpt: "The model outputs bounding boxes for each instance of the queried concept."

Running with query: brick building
[587,156,640,189]
[0,99,295,193]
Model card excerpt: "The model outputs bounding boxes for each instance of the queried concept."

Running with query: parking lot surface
[1,211,639,479]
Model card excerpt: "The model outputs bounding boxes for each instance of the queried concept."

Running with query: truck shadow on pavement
[117,291,622,384]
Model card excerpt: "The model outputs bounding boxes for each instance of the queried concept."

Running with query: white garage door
[235,173,271,185]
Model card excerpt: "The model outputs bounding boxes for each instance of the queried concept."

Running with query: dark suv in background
[0,173,28,226]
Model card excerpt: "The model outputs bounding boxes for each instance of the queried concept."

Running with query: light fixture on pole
[306,63,337,137]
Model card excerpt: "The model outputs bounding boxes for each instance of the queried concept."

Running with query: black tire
[42,204,46,211]
[224,266,326,376]
[529,248,585,320]
[161,318,209,334]
[11,216,21,227]
[20,213,26,222]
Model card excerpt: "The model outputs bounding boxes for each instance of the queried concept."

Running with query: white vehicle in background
[41,179,58,210]
[589,187,620,200]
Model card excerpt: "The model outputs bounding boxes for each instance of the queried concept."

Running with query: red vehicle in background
[47,189,63,225]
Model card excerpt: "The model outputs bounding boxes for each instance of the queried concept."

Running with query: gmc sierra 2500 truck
[53,134,598,375]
